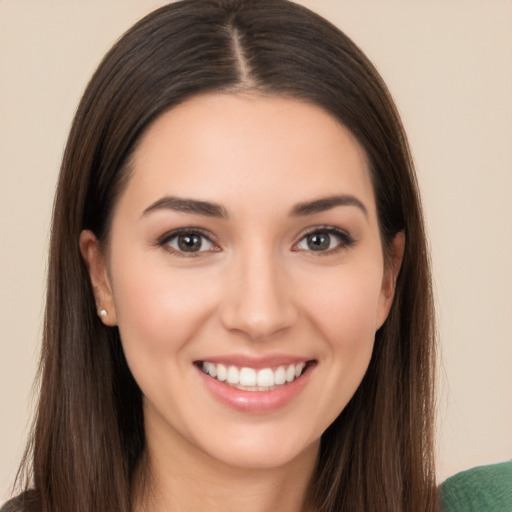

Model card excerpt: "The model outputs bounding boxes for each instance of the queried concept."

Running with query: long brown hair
[12,1,437,511]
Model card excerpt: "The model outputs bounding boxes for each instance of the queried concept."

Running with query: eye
[294,228,354,253]
[159,229,218,255]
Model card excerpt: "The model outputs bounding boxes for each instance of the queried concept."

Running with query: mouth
[196,360,315,392]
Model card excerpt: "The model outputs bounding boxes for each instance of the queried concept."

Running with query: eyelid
[156,225,354,256]
[293,225,355,254]
[157,227,220,256]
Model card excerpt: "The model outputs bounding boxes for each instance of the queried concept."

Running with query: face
[81,93,402,472]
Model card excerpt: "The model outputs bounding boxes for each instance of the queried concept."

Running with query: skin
[80,93,404,512]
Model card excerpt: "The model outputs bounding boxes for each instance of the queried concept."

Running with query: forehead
[122,93,376,217]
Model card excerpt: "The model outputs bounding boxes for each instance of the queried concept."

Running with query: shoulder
[1,490,40,512]
[440,460,512,512]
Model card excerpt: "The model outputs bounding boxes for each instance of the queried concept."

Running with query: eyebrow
[290,195,368,217]
[142,196,228,218]
[142,193,367,219]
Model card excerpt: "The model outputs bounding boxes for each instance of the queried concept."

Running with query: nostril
[219,293,298,340]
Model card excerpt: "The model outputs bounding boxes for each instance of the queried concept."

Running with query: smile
[200,361,308,391]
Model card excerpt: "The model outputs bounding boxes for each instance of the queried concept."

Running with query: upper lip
[194,354,315,370]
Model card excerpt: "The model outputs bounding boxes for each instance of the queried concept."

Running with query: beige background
[1,0,511,502]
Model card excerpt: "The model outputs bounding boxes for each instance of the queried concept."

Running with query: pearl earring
[99,309,107,318]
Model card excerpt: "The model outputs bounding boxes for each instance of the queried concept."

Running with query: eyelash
[157,225,355,257]
[293,226,355,255]
[158,228,219,257]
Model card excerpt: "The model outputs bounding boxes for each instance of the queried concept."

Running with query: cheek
[110,252,218,367]
[302,264,385,349]
[286,265,385,437]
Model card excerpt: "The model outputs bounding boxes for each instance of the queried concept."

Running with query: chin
[191,425,321,471]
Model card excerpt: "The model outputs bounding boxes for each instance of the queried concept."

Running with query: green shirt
[440,460,512,511]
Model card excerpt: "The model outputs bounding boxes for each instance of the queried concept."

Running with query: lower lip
[197,365,314,413]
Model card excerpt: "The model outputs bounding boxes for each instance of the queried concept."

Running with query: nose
[219,247,297,341]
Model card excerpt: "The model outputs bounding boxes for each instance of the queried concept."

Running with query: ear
[376,231,405,330]
[79,230,118,326]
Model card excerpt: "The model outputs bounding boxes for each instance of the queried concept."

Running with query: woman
[4,0,438,510]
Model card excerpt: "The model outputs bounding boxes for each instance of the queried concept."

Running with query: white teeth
[201,361,308,390]
[227,366,239,384]
[207,362,216,378]
[239,367,257,386]
[217,363,227,381]
[274,366,286,385]
[257,368,274,387]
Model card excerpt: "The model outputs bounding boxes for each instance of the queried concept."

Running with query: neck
[133,417,319,512]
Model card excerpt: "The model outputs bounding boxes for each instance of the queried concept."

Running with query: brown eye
[306,232,331,251]
[294,228,354,253]
[162,230,216,254]
[177,234,203,252]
